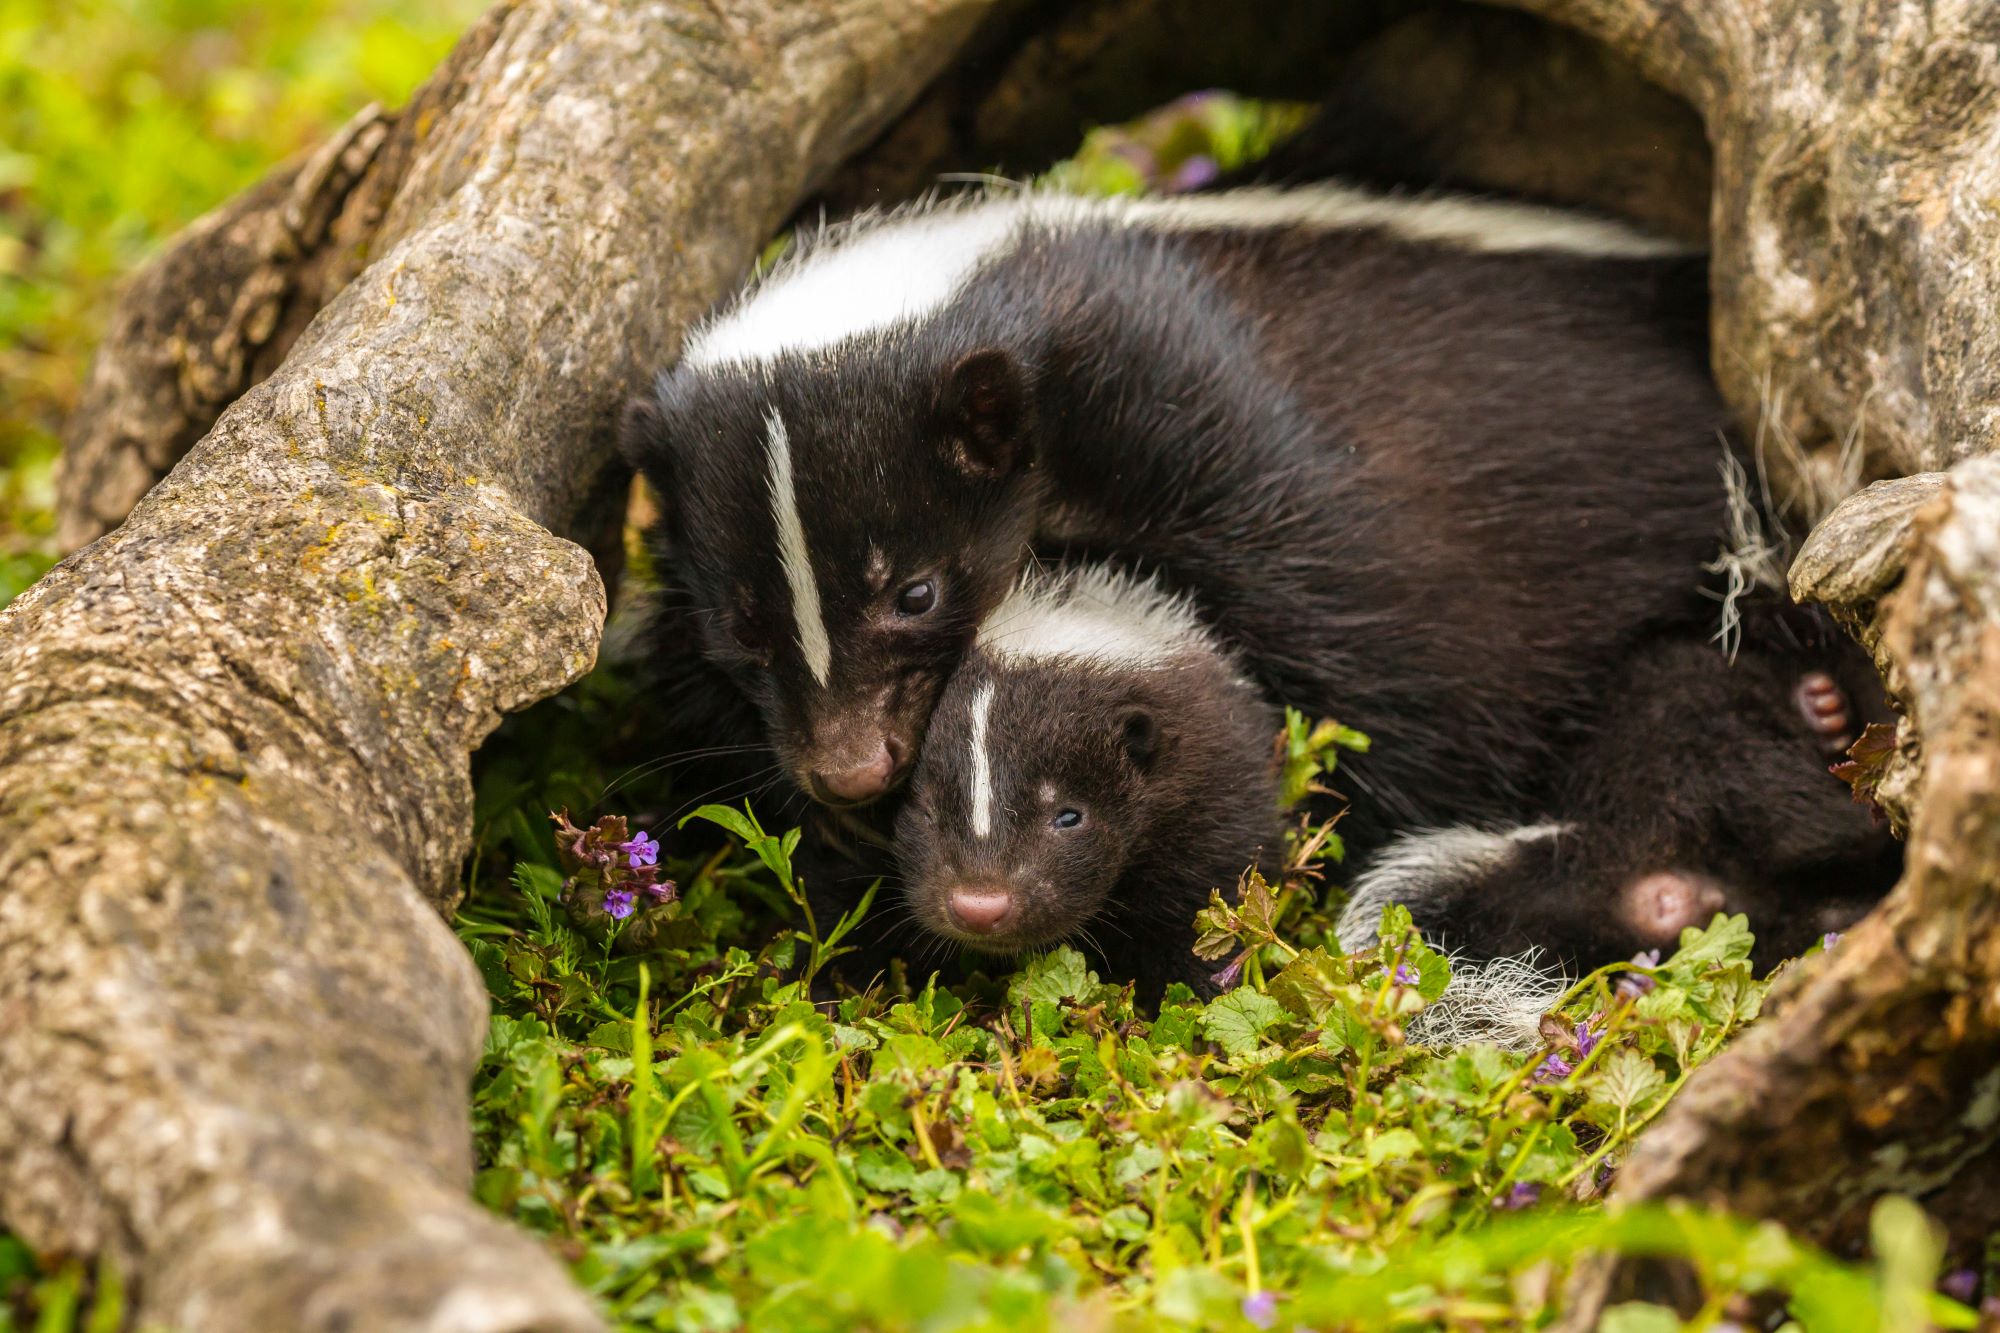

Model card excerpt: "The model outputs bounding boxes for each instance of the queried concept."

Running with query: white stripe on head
[969,680,996,838]
[1335,822,1574,953]
[763,409,831,686]
[976,564,1218,672]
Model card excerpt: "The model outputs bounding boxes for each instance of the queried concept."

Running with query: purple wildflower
[1941,1269,1979,1303]
[1167,155,1221,194]
[1822,930,1842,950]
[1241,1290,1278,1329]
[1492,1181,1542,1210]
[1393,963,1418,985]
[1532,1052,1573,1085]
[644,877,677,903]
[622,830,660,868]
[1210,954,1246,990]
[1615,949,1661,1001]
[1575,1019,1602,1062]
[603,887,636,920]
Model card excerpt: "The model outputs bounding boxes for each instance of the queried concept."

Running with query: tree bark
[1471,0,2000,1297]
[3,1,996,1327]
[29,0,2000,1322]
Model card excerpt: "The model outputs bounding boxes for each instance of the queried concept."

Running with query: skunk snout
[946,885,1016,934]
[807,734,909,804]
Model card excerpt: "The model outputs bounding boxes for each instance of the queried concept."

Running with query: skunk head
[625,335,1042,804]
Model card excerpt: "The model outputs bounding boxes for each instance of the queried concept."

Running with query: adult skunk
[624,182,1729,861]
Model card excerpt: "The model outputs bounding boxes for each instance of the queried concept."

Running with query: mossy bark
[29,0,2000,1323]
[1474,0,2000,1304]
[6,1,995,1327]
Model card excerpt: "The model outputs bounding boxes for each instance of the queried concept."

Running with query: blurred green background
[0,0,486,606]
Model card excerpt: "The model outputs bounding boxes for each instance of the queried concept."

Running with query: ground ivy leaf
[1588,1047,1668,1117]
[1010,948,1095,1005]
[1201,989,1287,1059]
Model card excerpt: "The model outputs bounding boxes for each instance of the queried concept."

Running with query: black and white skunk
[1336,606,1900,971]
[624,182,1732,858]
[878,563,1280,998]
[810,565,1894,1000]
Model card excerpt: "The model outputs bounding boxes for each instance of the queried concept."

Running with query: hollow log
[24,0,2000,1323]
[1473,0,2000,1302]
[2,1,999,1326]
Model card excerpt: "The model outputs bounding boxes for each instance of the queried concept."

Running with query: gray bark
[1473,0,2000,1306]
[28,0,2000,1322]
[3,1,995,1327]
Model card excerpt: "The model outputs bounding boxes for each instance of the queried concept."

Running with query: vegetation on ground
[0,11,1984,1330]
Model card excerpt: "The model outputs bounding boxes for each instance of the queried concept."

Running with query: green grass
[449,674,1976,1333]
[0,18,1981,1329]
[0,0,486,603]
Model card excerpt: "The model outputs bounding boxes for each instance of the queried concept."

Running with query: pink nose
[948,888,1015,934]
[813,739,899,803]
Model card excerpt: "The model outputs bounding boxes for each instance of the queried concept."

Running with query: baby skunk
[1336,609,1900,971]
[624,183,1733,858]
[814,563,1281,1000]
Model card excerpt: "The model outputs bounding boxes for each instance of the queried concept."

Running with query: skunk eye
[728,615,764,657]
[895,579,938,616]
[1051,808,1084,830]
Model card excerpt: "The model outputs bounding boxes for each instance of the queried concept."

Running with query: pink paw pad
[1619,870,1727,946]
[1794,671,1855,754]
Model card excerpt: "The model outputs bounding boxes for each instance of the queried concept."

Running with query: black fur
[804,625,1279,1001]
[1353,607,1899,971]
[623,193,1735,861]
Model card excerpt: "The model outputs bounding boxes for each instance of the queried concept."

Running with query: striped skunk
[885,564,1280,998]
[622,182,1734,859]
[806,567,1894,1000]
[1337,606,1900,971]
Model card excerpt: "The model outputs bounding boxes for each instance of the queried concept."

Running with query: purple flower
[1167,155,1221,194]
[1393,963,1418,985]
[1575,1019,1601,1062]
[622,830,659,868]
[1492,1181,1542,1210]
[1241,1290,1278,1328]
[644,877,677,903]
[1532,1053,1573,1085]
[1210,954,1245,990]
[1942,1269,1979,1303]
[1616,950,1661,1001]
[1822,931,1842,950]
[603,888,636,920]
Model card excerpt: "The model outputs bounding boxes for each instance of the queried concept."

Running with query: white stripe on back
[969,680,996,838]
[763,409,831,686]
[1125,187,1690,259]
[680,185,1691,369]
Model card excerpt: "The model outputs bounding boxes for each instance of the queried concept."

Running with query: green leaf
[1598,1303,1682,1333]
[1010,948,1095,1005]
[1201,989,1286,1059]
[1587,1048,1668,1116]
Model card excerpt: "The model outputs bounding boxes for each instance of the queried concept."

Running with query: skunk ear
[1117,707,1162,772]
[935,348,1029,478]
[618,394,668,471]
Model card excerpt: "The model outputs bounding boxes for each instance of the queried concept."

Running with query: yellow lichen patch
[299,521,347,574]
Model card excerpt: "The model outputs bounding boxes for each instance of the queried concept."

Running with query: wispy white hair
[1406,952,1571,1052]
